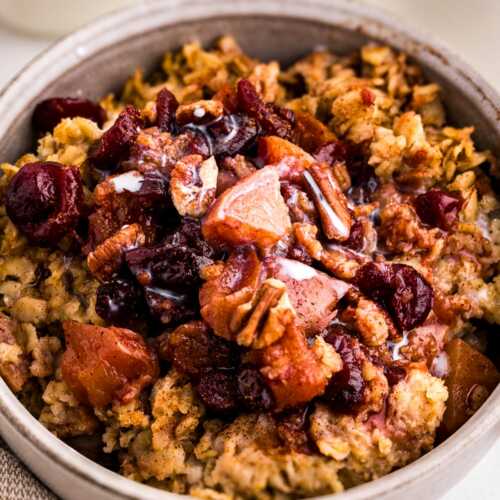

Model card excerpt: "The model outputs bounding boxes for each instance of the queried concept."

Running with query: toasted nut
[176,100,224,124]
[170,155,218,217]
[234,279,296,349]
[87,223,146,280]
[293,110,337,153]
[303,164,353,241]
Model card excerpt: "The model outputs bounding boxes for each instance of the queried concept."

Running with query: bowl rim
[0,1,499,499]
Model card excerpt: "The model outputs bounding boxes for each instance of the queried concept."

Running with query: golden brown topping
[87,223,146,281]
[0,313,29,393]
[249,321,341,410]
[441,338,499,436]
[61,321,159,408]
[303,164,353,241]
[170,155,218,217]
[202,165,291,249]
[379,202,440,255]
[340,297,397,347]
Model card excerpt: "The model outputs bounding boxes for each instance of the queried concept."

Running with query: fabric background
[0,438,56,500]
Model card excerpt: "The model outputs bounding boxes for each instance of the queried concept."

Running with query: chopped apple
[202,165,291,249]
[264,257,351,335]
[441,338,500,436]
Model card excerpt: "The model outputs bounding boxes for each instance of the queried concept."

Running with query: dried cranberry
[323,327,366,413]
[162,321,238,378]
[164,218,216,260]
[196,369,239,414]
[313,140,349,165]
[354,262,434,331]
[237,366,274,412]
[415,188,462,230]
[90,105,143,170]
[354,261,393,304]
[33,97,106,133]
[143,286,195,325]
[390,264,434,331]
[155,88,179,133]
[343,219,364,251]
[181,114,258,158]
[384,364,406,386]
[95,278,145,325]
[126,244,207,292]
[236,79,294,139]
[275,406,314,453]
[345,147,379,204]
[5,161,83,245]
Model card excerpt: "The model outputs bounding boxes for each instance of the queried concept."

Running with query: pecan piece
[87,223,146,281]
[176,100,224,125]
[232,279,296,349]
[248,320,342,410]
[303,164,353,241]
[170,155,218,217]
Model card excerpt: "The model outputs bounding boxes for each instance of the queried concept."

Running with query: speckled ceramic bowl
[0,1,499,499]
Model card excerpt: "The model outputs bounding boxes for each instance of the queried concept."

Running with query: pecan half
[87,223,146,281]
[232,279,296,349]
[170,155,218,217]
[303,164,353,241]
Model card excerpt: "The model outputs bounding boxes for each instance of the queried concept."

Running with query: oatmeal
[0,36,499,499]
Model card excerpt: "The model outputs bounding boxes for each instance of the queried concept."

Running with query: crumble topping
[0,36,499,499]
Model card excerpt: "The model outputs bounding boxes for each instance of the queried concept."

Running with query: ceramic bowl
[0,1,499,499]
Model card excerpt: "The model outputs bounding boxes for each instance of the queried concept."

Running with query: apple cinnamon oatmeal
[1,36,499,498]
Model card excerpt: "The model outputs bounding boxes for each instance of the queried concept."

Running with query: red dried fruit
[323,325,367,413]
[5,161,83,245]
[354,262,434,331]
[237,79,294,139]
[343,219,364,252]
[237,365,274,412]
[90,105,143,170]
[313,140,349,165]
[196,369,239,414]
[61,321,159,408]
[95,279,146,326]
[155,88,179,133]
[181,113,258,158]
[344,146,379,204]
[162,321,238,378]
[143,286,195,325]
[415,188,462,230]
[33,97,106,133]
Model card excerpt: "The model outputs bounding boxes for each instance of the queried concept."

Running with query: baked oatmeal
[0,36,499,498]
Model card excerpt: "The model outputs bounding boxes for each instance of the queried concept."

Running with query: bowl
[0,1,499,499]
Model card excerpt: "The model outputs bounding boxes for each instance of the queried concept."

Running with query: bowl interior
[0,2,499,500]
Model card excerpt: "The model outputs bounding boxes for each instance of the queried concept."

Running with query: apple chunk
[441,338,500,436]
[258,135,315,168]
[202,165,291,249]
[264,257,351,336]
